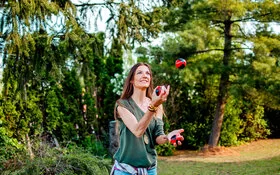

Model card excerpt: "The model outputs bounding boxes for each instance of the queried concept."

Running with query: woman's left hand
[167,129,184,147]
[151,85,170,107]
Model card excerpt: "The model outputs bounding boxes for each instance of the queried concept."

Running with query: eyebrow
[137,70,150,73]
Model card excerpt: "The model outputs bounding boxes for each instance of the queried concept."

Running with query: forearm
[134,103,163,137]
[134,110,156,137]
[118,103,162,138]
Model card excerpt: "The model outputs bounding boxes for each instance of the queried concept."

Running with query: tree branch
[193,47,252,54]
[72,2,120,7]
[232,13,272,23]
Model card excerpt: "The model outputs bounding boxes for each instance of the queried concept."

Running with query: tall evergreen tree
[162,0,280,147]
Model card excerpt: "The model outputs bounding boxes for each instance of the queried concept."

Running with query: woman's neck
[131,88,147,104]
[131,88,151,112]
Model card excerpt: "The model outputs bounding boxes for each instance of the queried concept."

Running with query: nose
[142,73,148,78]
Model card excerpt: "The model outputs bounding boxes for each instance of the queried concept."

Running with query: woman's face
[131,65,151,89]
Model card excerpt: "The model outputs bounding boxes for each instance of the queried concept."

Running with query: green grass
[157,156,280,175]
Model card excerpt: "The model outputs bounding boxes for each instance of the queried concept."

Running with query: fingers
[166,85,170,93]
[172,141,182,147]
[161,85,170,97]
[152,85,170,105]
[177,129,184,134]
[177,140,182,146]
[159,85,170,101]
[177,135,184,142]
[170,129,184,135]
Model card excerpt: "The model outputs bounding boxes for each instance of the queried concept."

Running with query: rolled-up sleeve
[153,118,165,139]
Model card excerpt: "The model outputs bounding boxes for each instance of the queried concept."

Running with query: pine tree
[162,0,280,147]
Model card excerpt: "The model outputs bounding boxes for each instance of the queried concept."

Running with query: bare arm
[117,86,170,138]
[117,105,157,137]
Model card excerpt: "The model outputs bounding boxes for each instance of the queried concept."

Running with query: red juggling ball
[175,58,187,69]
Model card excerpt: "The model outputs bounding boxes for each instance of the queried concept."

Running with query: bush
[80,135,109,157]
[156,143,175,156]
[0,125,24,171]
[1,143,112,175]
[221,97,270,146]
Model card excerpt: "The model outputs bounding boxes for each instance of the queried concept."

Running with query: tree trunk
[208,19,232,147]
[26,133,34,159]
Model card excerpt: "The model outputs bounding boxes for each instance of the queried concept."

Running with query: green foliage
[114,2,164,47]
[150,0,280,148]
[0,23,122,159]
[0,89,23,171]
[0,124,24,171]
[45,89,63,132]
[156,143,175,156]
[80,135,109,157]
[21,90,43,137]
[1,144,111,175]
[220,96,243,146]
[55,68,83,142]
[149,60,215,149]
[239,105,270,142]
[220,93,271,146]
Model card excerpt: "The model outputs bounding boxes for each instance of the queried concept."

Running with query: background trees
[146,0,280,148]
[0,0,280,172]
[0,1,166,171]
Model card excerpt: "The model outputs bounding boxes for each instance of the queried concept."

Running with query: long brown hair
[114,62,154,121]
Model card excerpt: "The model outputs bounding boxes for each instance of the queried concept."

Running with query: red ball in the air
[175,58,187,69]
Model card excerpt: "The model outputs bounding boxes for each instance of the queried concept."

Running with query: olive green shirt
[113,98,165,167]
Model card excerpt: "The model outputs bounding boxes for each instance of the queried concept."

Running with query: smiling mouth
[140,80,149,82]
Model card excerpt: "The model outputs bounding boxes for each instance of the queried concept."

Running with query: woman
[111,63,184,175]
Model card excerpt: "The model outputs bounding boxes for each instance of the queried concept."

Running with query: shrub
[80,135,109,157]
[1,143,112,175]
[156,143,175,156]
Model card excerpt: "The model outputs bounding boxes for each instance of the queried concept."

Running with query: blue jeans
[113,167,157,175]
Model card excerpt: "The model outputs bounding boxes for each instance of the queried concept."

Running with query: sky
[71,0,109,32]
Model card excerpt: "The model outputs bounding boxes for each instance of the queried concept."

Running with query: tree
[162,0,280,147]
[0,0,173,159]
[73,0,169,48]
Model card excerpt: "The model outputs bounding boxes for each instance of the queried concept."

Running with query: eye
[136,71,142,74]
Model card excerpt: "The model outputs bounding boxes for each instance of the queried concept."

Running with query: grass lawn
[157,139,280,175]
[158,156,280,175]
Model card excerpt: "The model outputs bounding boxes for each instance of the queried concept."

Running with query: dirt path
[158,139,280,163]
